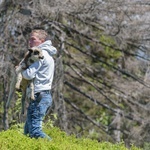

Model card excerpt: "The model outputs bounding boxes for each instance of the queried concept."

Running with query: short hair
[31,29,48,40]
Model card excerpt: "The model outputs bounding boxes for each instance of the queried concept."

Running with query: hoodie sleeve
[22,60,43,80]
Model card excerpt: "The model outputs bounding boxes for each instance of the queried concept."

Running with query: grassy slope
[0,125,141,150]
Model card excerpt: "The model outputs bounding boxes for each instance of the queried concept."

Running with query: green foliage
[0,101,4,114]
[0,124,141,150]
[97,111,111,126]
[100,35,121,58]
[44,113,58,128]
[143,142,150,150]
[13,91,22,113]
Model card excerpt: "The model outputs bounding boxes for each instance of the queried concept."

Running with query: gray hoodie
[22,40,57,93]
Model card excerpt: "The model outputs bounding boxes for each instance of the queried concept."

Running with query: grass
[0,124,141,150]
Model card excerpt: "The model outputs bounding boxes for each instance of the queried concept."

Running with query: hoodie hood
[38,40,57,56]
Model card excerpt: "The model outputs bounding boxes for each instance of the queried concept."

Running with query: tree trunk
[52,35,68,131]
[2,75,9,130]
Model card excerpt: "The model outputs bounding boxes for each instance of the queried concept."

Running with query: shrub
[0,124,141,150]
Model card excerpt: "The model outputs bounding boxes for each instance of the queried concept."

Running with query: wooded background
[0,0,150,148]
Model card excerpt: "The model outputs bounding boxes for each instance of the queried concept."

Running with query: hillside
[0,124,141,150]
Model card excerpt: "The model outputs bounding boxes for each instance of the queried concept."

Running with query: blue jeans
[24,90,52,140]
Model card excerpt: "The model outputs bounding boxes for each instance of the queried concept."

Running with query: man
[22,29,57,140]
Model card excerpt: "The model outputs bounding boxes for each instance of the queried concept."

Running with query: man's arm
[22,60,43,80]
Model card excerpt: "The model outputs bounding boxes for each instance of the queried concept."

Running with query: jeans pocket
[38,99,51,116]
[36,92,52,116]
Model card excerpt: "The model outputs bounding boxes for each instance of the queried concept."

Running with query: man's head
[29,29,48,48]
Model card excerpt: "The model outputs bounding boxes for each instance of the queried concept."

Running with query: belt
[35,90,50,96]
[34,90,51,102]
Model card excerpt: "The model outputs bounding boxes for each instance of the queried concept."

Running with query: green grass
[0,124,141,150]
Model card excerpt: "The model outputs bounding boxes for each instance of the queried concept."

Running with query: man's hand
[21,62,27,70]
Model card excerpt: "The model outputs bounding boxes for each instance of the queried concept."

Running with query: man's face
[29,33,44,48]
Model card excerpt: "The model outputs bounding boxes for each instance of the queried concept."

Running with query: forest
[0,0,150,148]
